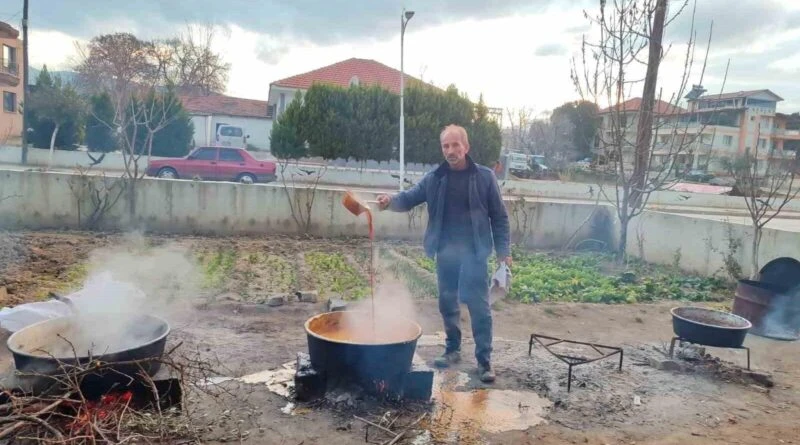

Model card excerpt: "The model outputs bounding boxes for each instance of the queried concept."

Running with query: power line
[0,9,23,22]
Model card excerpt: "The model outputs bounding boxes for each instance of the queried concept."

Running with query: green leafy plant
[305,252,368,300]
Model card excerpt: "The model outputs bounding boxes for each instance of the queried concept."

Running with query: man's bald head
[440,124,470,148]
[440,124,470,170]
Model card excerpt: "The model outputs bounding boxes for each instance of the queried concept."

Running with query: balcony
[0,61,19,86]
[773,128,800,140]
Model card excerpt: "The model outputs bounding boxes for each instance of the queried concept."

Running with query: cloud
[255,38,291,65]
[534,43,568,57]
[667,0,800,49]
[31,0,562,44]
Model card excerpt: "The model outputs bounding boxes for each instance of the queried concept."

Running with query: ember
[67,390,133,435]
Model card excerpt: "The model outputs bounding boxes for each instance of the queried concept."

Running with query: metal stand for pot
[528,333,624,392]
[668,336,751,370]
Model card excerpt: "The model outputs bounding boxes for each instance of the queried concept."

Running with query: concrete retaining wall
[1,169,798,278]
[627,210,800,278]
[0,170,610,250]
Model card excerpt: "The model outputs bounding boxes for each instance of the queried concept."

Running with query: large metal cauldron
[304,311,422,394]
[671,307,751,348]
[7,314,170,392]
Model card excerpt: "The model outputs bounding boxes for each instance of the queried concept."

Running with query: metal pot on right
[671,307,751,348]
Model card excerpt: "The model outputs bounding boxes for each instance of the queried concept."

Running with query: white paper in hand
[489,263,512,304]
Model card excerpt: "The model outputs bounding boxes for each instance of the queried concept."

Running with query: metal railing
[0,60,19,77]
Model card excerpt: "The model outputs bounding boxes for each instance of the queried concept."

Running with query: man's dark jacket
[389,156,510,260]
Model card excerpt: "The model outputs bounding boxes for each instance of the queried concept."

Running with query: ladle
[342,191,377,239]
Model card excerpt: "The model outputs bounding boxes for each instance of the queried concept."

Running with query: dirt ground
[1,231,800,444]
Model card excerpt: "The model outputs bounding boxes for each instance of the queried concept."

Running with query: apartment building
[0,21,22,145]
[666,89,799,173]
[596,89,800,175]
[595,98,685,168]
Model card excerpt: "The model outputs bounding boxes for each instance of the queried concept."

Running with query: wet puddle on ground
[428,370,552,442]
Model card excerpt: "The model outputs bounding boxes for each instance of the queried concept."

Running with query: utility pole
[399,8,414,191]
[21,0,29,165]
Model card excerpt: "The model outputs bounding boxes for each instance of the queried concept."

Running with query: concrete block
[296,290,319,303]
[294,352,326,401]
[267,294,287,307]
[296,352,312,371]
[648,357,682,372]
[402,362,434,401]
[327,298,348,312]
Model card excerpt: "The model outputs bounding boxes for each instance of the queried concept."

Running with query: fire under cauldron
[6,314,170,395]
[302,311,425,399]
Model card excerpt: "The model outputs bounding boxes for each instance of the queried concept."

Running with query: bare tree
[571,0,723,258]
[504,107,536,153]
[86,89,182,218]
[74,33,159,113]
[530,111,576,167]
[153,24,230,96]
[723,125,800,278]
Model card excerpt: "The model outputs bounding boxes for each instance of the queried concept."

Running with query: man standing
[377,124,510,383]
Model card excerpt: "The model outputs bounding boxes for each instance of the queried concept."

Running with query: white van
[215,124,249,147]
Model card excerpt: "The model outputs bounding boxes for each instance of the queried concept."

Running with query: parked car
[682,169,715,183]
[215,124,249,147]
[146,147,277,184]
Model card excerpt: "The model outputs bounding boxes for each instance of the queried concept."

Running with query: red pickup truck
[146,147,277,184]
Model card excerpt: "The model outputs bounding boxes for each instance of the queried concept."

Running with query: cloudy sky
[4,0,800,114]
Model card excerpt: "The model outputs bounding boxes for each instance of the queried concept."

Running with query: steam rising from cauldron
[37,233,200,358]
[336,254,420,344]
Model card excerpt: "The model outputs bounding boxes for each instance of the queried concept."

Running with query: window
[219,126,243,137]
[2,45,16,73]
[191,148,217,160]
[279,93,286,115]
[758,138,767,149]
[219,149,245,162]
[3,91,15,112]
[723,135,733,146]
[349,75,360,87]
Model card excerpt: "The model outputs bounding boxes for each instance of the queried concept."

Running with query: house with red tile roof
[179,94,272,150]
[267,58,424,121]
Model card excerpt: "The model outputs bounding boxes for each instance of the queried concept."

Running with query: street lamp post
[399,9,414,191]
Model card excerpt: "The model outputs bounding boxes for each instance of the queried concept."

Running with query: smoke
[39,232,202,358]
[760,286,800,340]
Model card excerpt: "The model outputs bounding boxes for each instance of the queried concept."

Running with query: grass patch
[262,254,296,292]
[199,248,237,290]
[381,248,438,299]
[305,252,369,300]
[509,250,730,304]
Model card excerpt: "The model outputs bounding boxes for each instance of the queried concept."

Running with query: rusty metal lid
[758,257,800,293]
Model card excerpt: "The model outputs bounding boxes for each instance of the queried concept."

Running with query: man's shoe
[478,364,496,383]
[433,350,461,368]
